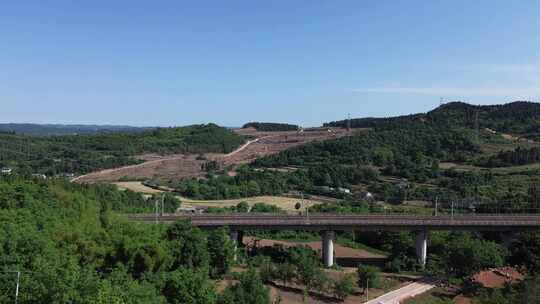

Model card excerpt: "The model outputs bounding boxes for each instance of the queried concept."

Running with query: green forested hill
[241,122,299,131]
[240,102,540,206]
[325,101,540,137]
[157,102,540,207]
[0,123,152,136]
[0,124,245,175]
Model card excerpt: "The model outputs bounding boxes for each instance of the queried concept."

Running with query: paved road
[365,279,436,304]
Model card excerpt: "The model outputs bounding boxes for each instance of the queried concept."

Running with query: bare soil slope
[74,128,350,183]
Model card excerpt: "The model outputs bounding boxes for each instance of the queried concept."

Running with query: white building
[1,167,12,175]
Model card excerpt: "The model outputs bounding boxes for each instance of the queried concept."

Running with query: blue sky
[1,1,540,127]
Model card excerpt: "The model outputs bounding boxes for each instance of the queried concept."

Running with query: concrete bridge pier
[322,230,335,268]
[229,230,243,261]
[415,230,428,268]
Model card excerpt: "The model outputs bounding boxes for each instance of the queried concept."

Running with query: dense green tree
[439,232,507,276]
[91,268,165,304]
[242,122,299,132]
[218,268,270,304]
[357,264,381,292]
[510,232,540,274]
[521,275,540,304]
[236,201,250,213]
[161,268,217,304]
[289,246,323,297]
[207,227,236,278]
[275,262,296,287]
[150,193,181,213]
[332,274,357,300]
[166,220,210,271]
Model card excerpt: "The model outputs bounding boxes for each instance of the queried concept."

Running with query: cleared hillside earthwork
[73,127,350,183]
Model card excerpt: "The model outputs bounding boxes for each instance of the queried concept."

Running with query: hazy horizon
[0,99,536,128]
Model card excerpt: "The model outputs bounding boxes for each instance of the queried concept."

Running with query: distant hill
[0,123,153,136]
[324,101,540,138]
[0,123,246,175]
[242,122,299,132]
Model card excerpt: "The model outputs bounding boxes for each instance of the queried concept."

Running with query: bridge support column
[322,231,335,268]
[229,230,243,261]
[415,230,428,268]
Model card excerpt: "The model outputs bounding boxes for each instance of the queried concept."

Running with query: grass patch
[336,236,389,256]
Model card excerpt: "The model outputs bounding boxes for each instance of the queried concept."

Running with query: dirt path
[223,136,270,157]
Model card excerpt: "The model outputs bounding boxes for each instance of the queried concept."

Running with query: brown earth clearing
[471,266,524,288]
[74,127,352,183]
[243,237,387,260]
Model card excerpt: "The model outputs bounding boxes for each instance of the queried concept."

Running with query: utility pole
[434,196,438,216]
[451,201,455,219]
[474,106,480,143]
[347,113,352,146]
[155,198,158,224]
[300,191,304,215]
[403,183,408,204]
[366,278,369,302]
[161,194,165,216]
[1,271,22,304]
[15,271,20,304]
[302,192,309,218]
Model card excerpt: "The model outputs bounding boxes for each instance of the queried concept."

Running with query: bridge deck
[128,213,540,231]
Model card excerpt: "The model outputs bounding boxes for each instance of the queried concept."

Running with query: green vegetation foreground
[0,176,263,303]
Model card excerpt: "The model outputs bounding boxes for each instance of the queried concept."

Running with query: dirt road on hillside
[73,128,351,183]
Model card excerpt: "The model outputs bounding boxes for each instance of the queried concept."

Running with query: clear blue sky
[2,1,540,127]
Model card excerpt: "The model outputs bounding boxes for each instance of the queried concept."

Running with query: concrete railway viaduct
[128,214,540,268]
